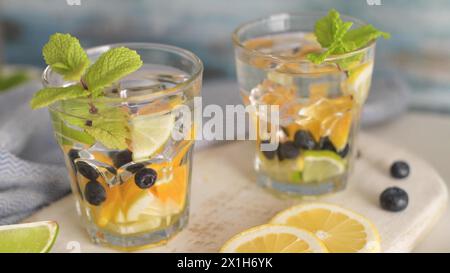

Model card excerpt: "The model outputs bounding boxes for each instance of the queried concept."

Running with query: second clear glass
[233,13,376,196]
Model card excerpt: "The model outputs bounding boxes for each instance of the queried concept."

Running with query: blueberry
[106,166,117,175]
[113,150,133,168]
[68,149,80,163]
[338,144,350,158]
[294,130,316,150]
[84,180,106,206]
[390,161,410,179]
[277,141,300,161]
[319,137,336,152]
[260,140,277,160]
[75,161,99,180]
[67,149,80,173]
[135,168,158,189]
[380,187,409,212]
[126,163,145,174]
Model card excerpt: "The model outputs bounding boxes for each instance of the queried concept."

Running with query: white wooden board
[26,133,448,253]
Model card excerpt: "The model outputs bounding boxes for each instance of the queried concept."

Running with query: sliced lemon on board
[302,151,345,183]
[130,112,175,161]
[220,224,328,253]
[271,203,381,253]
[0,221,59,253]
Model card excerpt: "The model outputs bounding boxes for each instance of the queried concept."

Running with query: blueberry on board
[277,141,300,161]
[318,137,337,152]
[293,130,316,150]
[338,144,350,158]
[260,140,277,160]
[113,150,133,168]
[75,161,99,180]
[126,163,146,174]
[380,187,409,212]
[390,161,410,179]
[84,180,106,206]
[135,168,158,189]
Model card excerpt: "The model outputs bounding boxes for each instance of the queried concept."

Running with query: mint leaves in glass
[233,11,389,196]
[33,34,203,249]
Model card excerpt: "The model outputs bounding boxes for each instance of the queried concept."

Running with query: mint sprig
[31,33,143,149]
[84,47,143,93]
[30,85,89,109]
[307,9,390,64]
[42,33,90,81]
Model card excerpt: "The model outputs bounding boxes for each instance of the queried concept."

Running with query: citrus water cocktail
[35,38,202,249]
[233,12,388,196]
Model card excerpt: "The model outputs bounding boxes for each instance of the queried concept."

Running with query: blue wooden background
[1,0,449,110]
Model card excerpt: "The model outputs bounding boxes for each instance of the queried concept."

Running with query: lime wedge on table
[131,113,175,161]
[0,221,58,253]
[303,151,345,183]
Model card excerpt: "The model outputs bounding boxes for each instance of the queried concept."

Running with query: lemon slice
[271,203,381,253]
[220,224,327,253]
[302,151,345,183]
[0,221,59,253]
[123,188,181,222]
[344,61,374,105]
[131,112,174,161]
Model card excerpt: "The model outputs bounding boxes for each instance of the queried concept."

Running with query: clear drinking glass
[44,43,202,249]
[233,13,375,196]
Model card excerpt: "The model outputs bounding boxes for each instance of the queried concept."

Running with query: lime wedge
[303,151,345,183]
[131,112,175,161]
[345,61,373,105]
[0,221,59,253]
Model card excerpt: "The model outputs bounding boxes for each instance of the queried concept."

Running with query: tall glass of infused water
[45,43,202,249]
[233,13,376,196]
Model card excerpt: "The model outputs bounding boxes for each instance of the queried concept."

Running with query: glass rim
[43,42,203,107]
[232,12,375,64]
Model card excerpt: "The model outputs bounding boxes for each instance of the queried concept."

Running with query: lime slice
[131,112,175,161]
[345,61,373,105]
[0,221,58,253]
[302,151,345,183]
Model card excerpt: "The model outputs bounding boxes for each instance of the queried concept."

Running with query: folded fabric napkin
[0,81,71,225]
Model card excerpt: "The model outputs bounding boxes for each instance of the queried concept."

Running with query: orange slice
[328,111,353,151]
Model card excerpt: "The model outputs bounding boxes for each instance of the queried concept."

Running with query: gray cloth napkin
[0,81,71,225]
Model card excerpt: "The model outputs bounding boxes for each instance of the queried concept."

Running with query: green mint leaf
[51,117,96,146]
[55,100,130,149]
[314,9,340,47]
[307,9,390,64]
[342,24,391,52]
[43,33,90,81]
[30,85,89,109]
[84,47,143,93]
[307,51,331,65]
[85,119,129,150]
